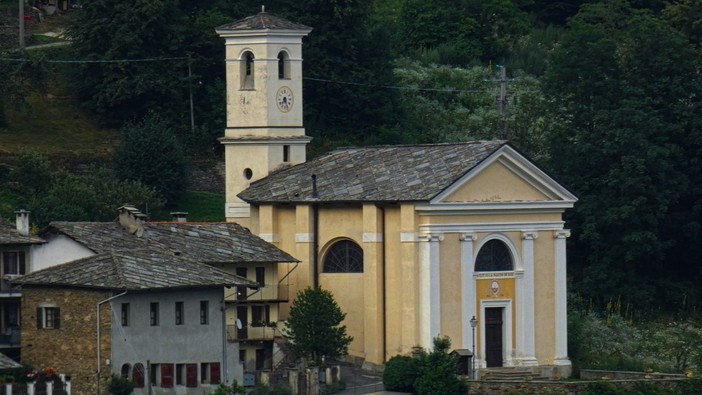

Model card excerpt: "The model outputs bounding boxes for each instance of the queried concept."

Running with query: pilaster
[460,232,477,350]
[362,204,384,365]
[517,231,538,366]
[553,230,571,366]
[418,233,443,350]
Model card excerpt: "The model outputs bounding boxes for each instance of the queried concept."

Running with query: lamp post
[470,315,478,380]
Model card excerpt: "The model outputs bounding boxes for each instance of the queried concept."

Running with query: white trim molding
[362,232,383,243]
[259,233,279,243]
[516,231,538,366]
[479,299,514,369]
[553,230,571,366]
[418,233,443,349]
[400,232,418,242]
[460,232,477,350]
[295,233,313,243]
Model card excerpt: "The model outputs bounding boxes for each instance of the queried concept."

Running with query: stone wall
[21,286,113,395]
[470,378,688,395]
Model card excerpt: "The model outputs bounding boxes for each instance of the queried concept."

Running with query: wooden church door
[485,307,504,367]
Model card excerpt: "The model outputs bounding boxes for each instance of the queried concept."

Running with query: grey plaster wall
[110,288,242,395]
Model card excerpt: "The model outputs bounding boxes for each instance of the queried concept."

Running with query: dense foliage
[383,336,468,395]
[3,0,702,311]
[283,287,352,364]
[1,150,163,227]
[114,113,190,204]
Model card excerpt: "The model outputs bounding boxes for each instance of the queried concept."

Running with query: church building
[216,10,577,377]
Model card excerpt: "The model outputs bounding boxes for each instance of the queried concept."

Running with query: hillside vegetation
[0,0,701,318]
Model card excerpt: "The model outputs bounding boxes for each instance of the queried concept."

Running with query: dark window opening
[323,240,364,273]
[283,145,290,162]
[175,301,184,325]
[150,303,159,326]
[475,239,514,272]
[3,251,26,276]
[200,301,209,325]
[133,363,145,388]
[121,303,130,326]
[251,305,270,327]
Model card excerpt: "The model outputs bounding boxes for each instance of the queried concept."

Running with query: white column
[418,233,442,350]
[460,233,477,351]
[554,230,571,365]
[517,231,538,366]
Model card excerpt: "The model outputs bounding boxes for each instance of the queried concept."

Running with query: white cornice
[415,201,575,215]
[418,221,565,233]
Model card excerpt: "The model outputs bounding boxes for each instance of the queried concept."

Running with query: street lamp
[470,316,478,380]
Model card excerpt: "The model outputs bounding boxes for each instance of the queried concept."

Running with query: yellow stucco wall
[444,161,549,202]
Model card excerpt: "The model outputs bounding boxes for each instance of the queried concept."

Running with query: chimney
[14,210,30,236]
[117,204,146,237]
[170,212,188,222]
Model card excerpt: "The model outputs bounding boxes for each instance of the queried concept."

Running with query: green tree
[543,1,702,308]
[283,287,352,364]
[114,113,189,205]
[211,381,246,395]
[414,336,468,395]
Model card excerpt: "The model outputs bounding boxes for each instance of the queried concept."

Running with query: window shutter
[54,308,60,329]
[210,363,221,384]
[36,307,42,329]
[161,364,173,387]
[133,364,145,388]
[186,364,197,387]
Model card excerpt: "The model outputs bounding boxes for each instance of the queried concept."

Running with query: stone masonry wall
[21,286,113,395]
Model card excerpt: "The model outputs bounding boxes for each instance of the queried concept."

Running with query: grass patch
[151,191,225,222]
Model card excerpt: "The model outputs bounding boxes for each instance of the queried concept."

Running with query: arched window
[323,240,363,273]
[133,363,145,388]
[121,363,131,378]
[241,51,255,89]
[277,51,290,79]
[475,239,513,271]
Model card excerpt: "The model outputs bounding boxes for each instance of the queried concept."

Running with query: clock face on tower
[276,86,294,112]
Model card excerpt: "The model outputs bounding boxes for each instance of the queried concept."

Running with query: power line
[0,56,187,63]
[303,76,492,94]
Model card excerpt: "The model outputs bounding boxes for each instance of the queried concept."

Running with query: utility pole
[495,65,509,139]
[18,0,25,49]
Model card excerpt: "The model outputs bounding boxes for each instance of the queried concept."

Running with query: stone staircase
[478,367,543,381]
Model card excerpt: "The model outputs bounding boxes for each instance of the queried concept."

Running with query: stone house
[14,248,258,395]
[31,205,298,375]
[0,210,44,360]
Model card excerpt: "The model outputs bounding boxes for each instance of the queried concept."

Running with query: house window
[200,301,209,325]
[256,267,265,287]
[283,145,290,162]
[161,364,174,388]
[133,363,145,388]
[150,364,159,386]
[175,301,184,325]
[121,364,130,378]
[251,305,270,327]
[36,307,60,329]
[176,364,185,386]
[150,303,159,326]
[200,363,221,385]
[236,267,247,300]
[121,303,130,326]
[2,251,26,276]
[475,239,514,272]
[323,240,364,273]
[186,364,198,388]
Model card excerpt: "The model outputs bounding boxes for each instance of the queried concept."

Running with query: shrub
[211,381,246,395]
[383,355,420,393]
[108,374,135,395]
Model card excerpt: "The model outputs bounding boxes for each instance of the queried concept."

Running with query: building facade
[219,11,577,376]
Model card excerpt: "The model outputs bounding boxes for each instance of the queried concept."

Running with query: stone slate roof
[216,11,312,32]
[13,249,257,291]
[43,221,297,264]
[0,218,44,245]
[239,141,508,203]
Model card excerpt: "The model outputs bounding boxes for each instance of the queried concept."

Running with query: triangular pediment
[431,145,577,205]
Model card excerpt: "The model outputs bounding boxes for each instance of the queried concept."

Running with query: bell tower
[216,9,312,223]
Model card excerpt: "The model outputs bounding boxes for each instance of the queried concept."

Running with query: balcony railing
[227,324,278,341]
[0,327,20,347]
[225,284,289,303]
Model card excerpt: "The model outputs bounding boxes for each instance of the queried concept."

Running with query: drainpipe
[375,204,387,363]
[311,175,320,289]
[97,291,127,395]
